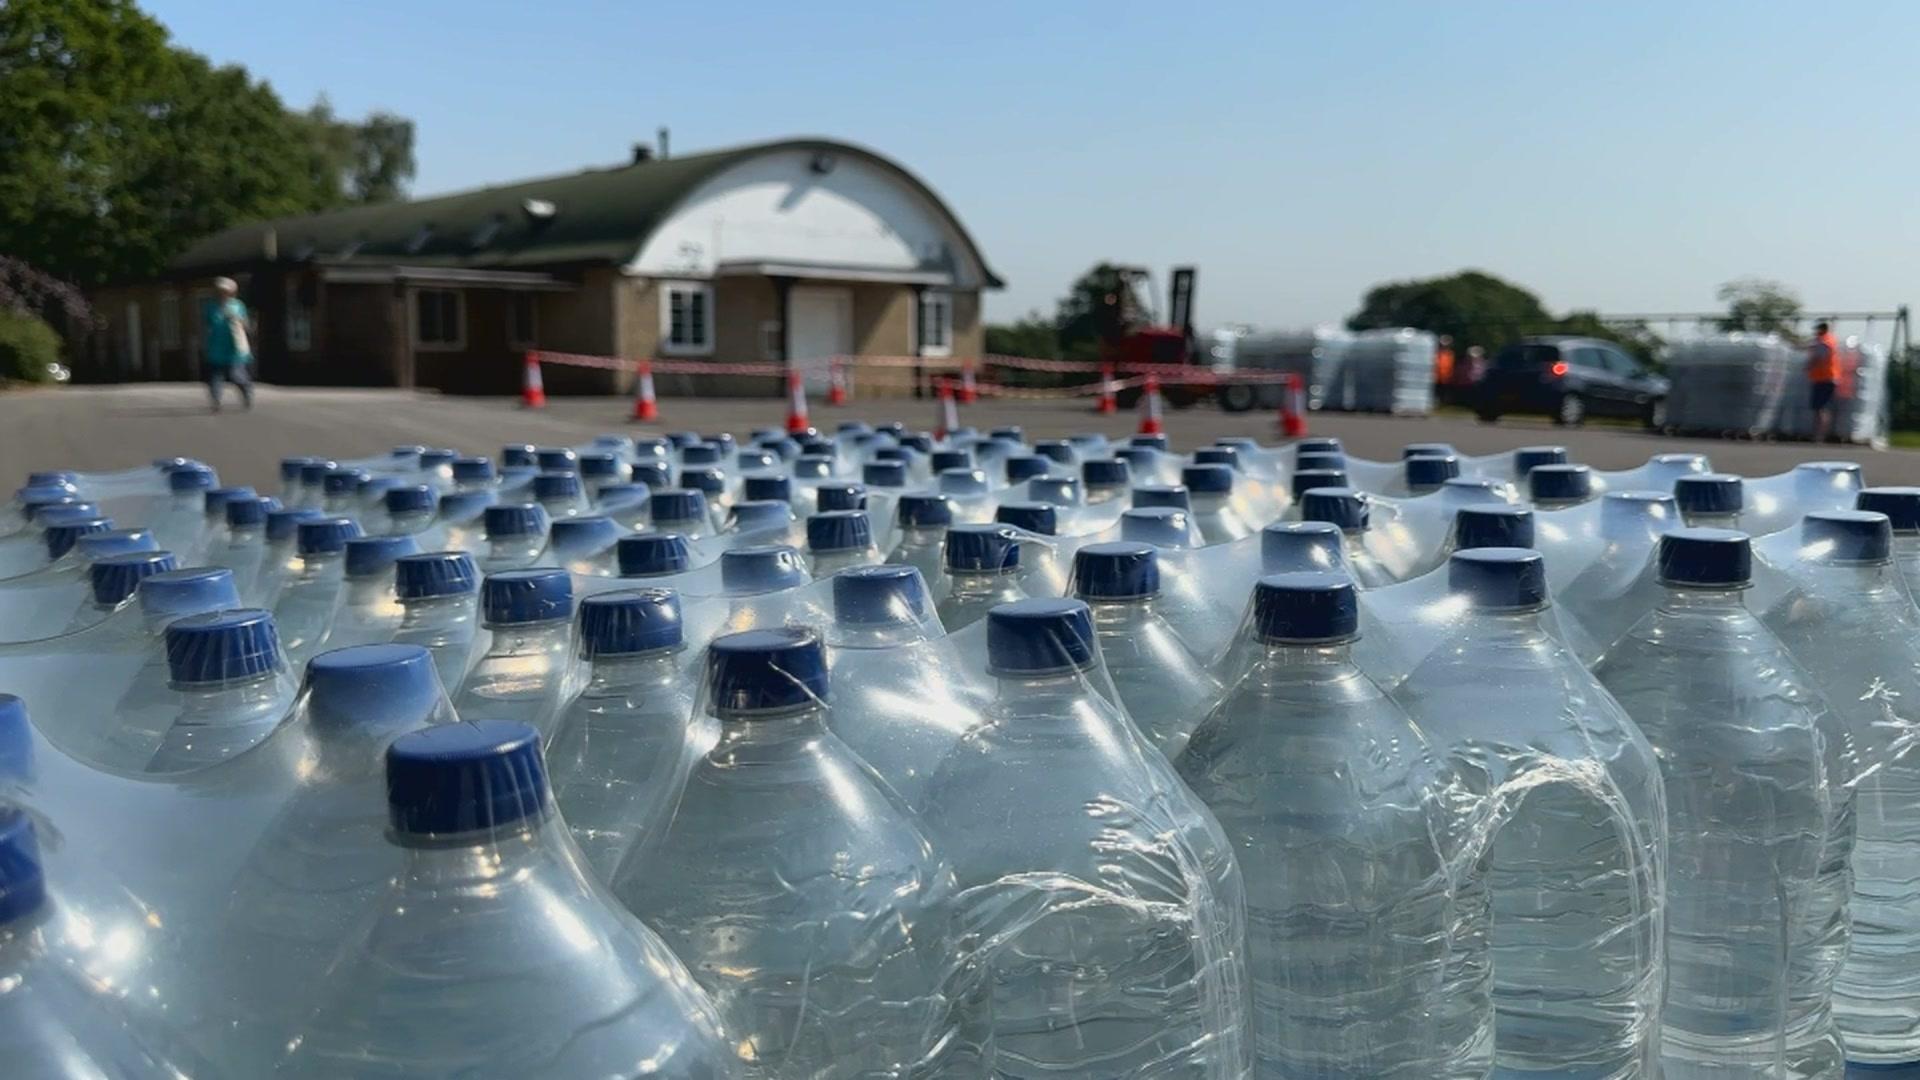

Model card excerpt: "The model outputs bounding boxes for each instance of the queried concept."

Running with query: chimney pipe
[657,126,670,160]
[631,142,652,165]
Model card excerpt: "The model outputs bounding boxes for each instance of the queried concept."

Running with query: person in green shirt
[203,276,254,412]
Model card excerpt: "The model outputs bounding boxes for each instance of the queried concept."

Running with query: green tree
[1716,277,1802,336]
[1055,262,1142,362]
[300,96,416,205]
[1347,269,1560,357]
[984,313,1058,358]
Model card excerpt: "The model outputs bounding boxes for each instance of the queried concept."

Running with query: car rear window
[1494,344,1561,369]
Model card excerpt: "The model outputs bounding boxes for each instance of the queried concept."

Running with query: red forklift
[1102,266,1219,407]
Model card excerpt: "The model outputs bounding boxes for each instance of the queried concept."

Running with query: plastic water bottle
[1394,548,1665,1078]
[1299,488,1397,587]
[433,489,495,553]
[546,589,708,883]
[388,551,484,692]
[1454,504,1535,551]
[323,534,420,652]
[381,483,440,539]
[479,503,548,573]
[1179,572,1478,1076]
[153,462,218,561]
[271,516,363,670]
[618,532,693,581]
[650,488,714,540]
[720,545,807,598]
[532,471,587,522]
[1674,473,1743,529]
[935,523,1026,630]
[920,598,1249,1078]
[805,510,877,576]
[146,608,293,773]
[615,627,980,1076]
[1071,541,1218,759]
[1857,487,1920,596]
[452,455,496,493]
[1183,464,1256,544]
[1595,529,1849,1078]
[277,720,735,1078]
[1512,445,1568,481]
[1259,521,1347,575]
[321,468,370,515]
[1527,463,1594,510]
[249,507,325,605]
[1120,505,1199,548]
[1290,468,1348,503]
[1082,458,1131,505]
[886,494,955,585]
[451,567,575,743]
[813,481,866,514]
[544,514,623,575]
[1406,453,1462,494]
[727,499,793,538]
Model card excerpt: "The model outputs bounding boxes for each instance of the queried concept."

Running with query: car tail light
[1549,361,1569,377]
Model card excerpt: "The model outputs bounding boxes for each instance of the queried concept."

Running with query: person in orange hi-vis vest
[1434,335,1456,403]
[1806,320,1841,443]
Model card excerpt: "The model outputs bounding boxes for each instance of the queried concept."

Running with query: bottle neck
[583,648,682,688]
[399,592,474,625]
[948,568,1018,593]
[710,703,831,753]
[171,669,283,706]
[481,618,570,653]
[1656,583,1751,614]
[1257,640,1356,669]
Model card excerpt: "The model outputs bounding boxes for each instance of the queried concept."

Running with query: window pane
[689,291,707,345]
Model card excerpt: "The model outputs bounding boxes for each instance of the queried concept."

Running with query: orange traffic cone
[1137,372,1165,436]
[935,379,959,440]
[521,351,546,409]
[785,368,811,435]
[827,358,850,406]
[1279,373,1307,437]
[1094,364,1118,414]
[959,359,979,404]
[630,360,659,422]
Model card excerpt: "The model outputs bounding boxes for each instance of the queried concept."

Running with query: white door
[789,287,853,391]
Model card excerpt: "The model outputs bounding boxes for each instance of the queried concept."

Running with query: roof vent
[632,143,653,165]
[521,198,556,222]
[404,224,434,255]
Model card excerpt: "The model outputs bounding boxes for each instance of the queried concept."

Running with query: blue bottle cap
[793,455,834,480]
[631,462,672,489]
[1513,445,1569,476]
[815,483,866,512]
[946,523,1022,572]
[1406,454,1461,488]
[757,437,799,462]
[665,431,702,449]
[1802,509,1891,564]
[484,504,547,540]
[385,720,550,838]
[204,486,256,516]
[299,460,338,487]
[873,446,911,464]
[1674,473,1744,515]
[1082,458,1130,488]
[1120,507,1193,547]
[1659,528,1752,588]
[439,491,497,523]
[567,452,616,481]
[593,433,635,450]
[1181,465,1235,496]
[1261,521,1345,573]
[995,502,1058,536]
[580,589,683,656]
[707,627,829,716]
[1295,451,1346,472]
[1072,541,1159,600]
[618,533,692,577]
[395,551,479,600]
[1291,468,1349,499]
[800,437,836,458]
[736,449,779,471]
[90,550,179,606]
[34,503,100,527]
[1402,442,1457,460]
[549,515,621,557]
[1301,487,1368,531]
[77,527,156,561]
[806,510,872,553]
[649,489,709,527]
[930,450,972,473]
[481,568,574,626]
[225,496,271,528]
[390,446,427,462]
[1006,455,1051,484]
[990,426,1025,442]
[730,500,794,534]
[383,484,436,515]
[1027,477,1082,507]
[532,472,582,501]
[862,461,908,488]
[500,444,539,468]
[139,566,240,619]
[987,598,1096,675]
[1129,434,1170,452]
[45,516,112,559]
[833,564,928,627]
[24,469,77,489]
[1858,487,1920,533]
[168,464,216,492]
[305,644,442,731]
[535,447,579,473]
[722,545,808,593]
[1297,437,1343,454]
[634,437,672,458]
[322,469,369,496]
[18,490,81,519]
[297,516,363,556]
[1034,440,1076,465]
[1253,571,1359,644]
[419,448,457,470]
[1529,464,1592,503]
[165,609,281,685]
[1133,485,1191,510]
[452,457,496,483]
[276,457,315,480]
[680,443,722,466]
[897,494,954,529]
[358,476,404,503]
[1456,505,1536,550]
[900,434,934,454]
[707,433,738,451]
[346,534,422,578]
[1193,447,1240,470]
[679,468,725,498]
[0,808,46,925]
[743,475,792,503]
[939,468,990,496]
[1448,548,1548,611]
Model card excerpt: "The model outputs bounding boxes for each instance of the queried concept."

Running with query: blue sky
[146,0,1917,337]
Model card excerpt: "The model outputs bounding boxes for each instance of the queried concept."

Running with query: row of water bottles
[0,422,1917,1079]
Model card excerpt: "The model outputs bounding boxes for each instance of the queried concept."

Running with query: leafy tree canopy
[1349,269,1659,363]
[1716,277,1803,336]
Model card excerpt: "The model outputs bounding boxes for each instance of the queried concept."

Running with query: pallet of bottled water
[3,425,1919,1078]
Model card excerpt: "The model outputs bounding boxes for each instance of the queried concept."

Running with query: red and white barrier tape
[533,350,1300,389]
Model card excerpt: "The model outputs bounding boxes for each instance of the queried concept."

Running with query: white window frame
[285,279,313,352]
[507,292,539,349]
[916,290,953,358]
[157,290,181,349]
[658,280,715,356]
[411,288,467,352]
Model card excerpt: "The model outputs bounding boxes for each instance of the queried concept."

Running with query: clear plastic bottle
[389,551,484,692]
[618,532,693,580]
[434,489,496,553]
[147,608,294,773]
[478,503,548,573]
[323,534,420,652]
[153,462,218,562]
[1673,473,1743,529]
[1183,464,1256,544]
[219,495,275,605]
[451,455,496,493]
[1394,548,1665,1079]
[544,514,623,575]
[1528,464,1595,510]
[1070,541,1218,759]
[254,507,327,605]
[719,545,807,598]
[921,598,1249,1078]
[1406,453,1462,494]
[271,516,363,670]
[1595,529,1850,1079]
[532,470,587,520]
[615,627,979,1077]
[1857,487,1920,596]
[1121,505,1200,548]
[1299,488,1396,587]
[650,489,714,540]
[547,588,708,882]
[934,523,1026,631]
[1081,459,1131,505]
[1180,572,1478,1077]
[1260,521,1347,574]
[321,467,370,515]
[886,494,955,586]
[1453,504,1535,552]
[450,567,575,743]
[277,720,735,1078]
[805,510,879,576]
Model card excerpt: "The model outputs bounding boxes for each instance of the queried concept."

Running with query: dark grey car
[1475,336,1669,427]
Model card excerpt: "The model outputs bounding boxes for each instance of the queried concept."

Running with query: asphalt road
[5,382,1917,493]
